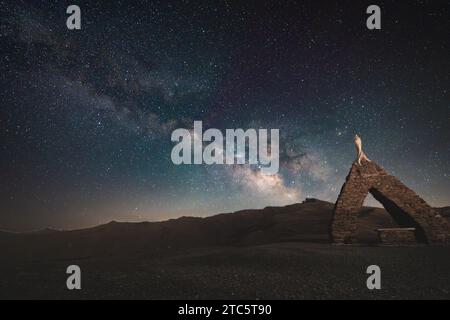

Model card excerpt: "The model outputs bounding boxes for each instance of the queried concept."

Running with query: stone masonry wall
[377,228,417,245]
[331,160,450,245]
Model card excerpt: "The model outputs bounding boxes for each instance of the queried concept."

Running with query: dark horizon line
[1,198,448,234]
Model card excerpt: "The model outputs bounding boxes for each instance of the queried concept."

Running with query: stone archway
[331,161,450,245]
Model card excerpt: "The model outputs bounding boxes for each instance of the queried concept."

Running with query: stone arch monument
[331,136,450,245]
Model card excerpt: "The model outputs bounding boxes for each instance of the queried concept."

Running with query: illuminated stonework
[331,160,450,245]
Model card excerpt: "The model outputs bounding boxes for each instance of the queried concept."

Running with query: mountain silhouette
[3,198,449,262]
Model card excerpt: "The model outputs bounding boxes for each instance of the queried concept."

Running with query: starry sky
[0,0,449,231]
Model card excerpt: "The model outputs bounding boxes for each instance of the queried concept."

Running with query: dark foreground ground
[1,242,450,299]
[1,200,449,299]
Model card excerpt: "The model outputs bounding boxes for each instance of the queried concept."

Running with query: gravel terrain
[1,242,450,299]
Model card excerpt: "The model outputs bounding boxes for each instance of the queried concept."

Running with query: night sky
[1,0,449,231]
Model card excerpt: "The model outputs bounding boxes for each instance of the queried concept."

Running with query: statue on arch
[354,134,370,165]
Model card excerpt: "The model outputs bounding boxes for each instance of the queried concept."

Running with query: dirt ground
[1,242,449,299]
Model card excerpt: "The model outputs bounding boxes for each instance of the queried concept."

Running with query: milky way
[0,1,449,230]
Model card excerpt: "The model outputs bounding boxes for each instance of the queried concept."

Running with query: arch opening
[368,187,428,243]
